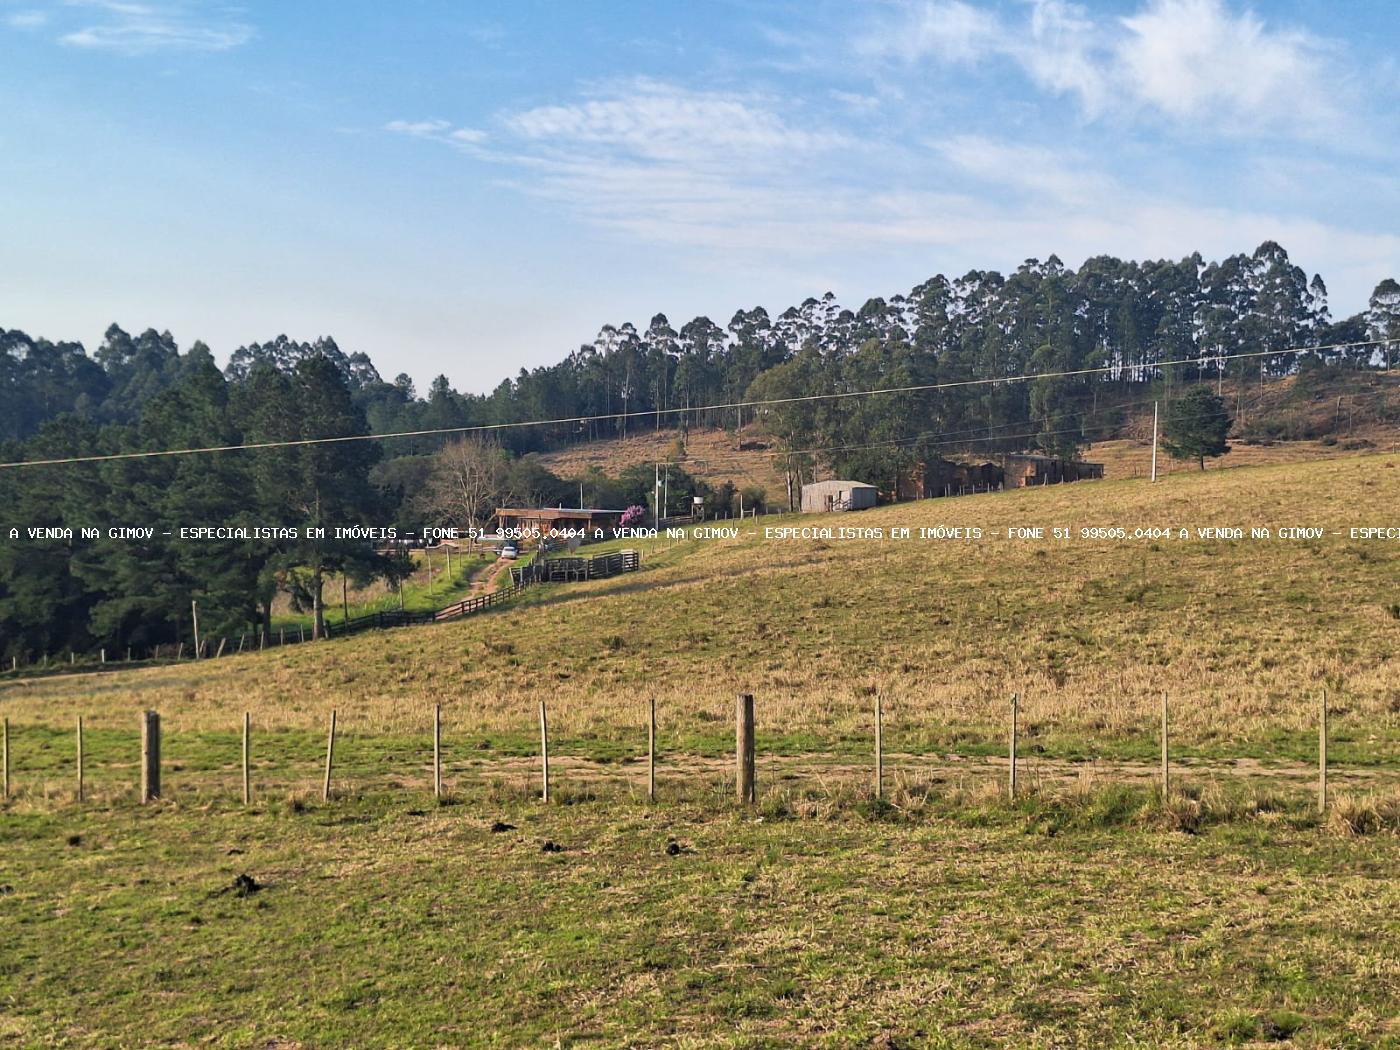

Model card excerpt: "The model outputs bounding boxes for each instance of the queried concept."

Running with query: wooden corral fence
[512,549,640,585]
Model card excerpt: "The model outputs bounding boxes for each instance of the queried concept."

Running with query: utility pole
[191,600,201,659]
[653,463,661,526]
[1150,401,1159,483]
[342,576,349,624]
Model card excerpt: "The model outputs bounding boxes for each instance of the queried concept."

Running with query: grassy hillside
[6,454,1400,1048]
[535,424,790,501]
[4,452,1398,774]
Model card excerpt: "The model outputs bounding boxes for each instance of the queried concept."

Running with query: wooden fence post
[736,693,755,804]
[1008,693,1019,800]
[76,715,84,802]
[874,695,884,799]
[140,711,160,803]
[1160,691,1170,798]
[433,704,442,800]
[1318,688,1328,815]
[242,712,251,805]
[2,717,8,800]
[539,701,550,803]
[322,710,337,802]
[647,698,657,802]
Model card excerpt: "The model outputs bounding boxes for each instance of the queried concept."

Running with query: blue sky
[2,0,1397,393]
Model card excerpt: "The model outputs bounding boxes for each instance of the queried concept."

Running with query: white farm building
[800,480,878,514]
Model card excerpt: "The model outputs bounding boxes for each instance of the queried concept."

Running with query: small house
[800,480,878,514]
[493,507,626,543]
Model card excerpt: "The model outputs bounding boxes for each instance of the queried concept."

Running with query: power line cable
[2,338,1394,470]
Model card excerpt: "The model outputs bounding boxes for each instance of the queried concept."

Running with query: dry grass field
[5,452,1398,770]
[535,425,789,499]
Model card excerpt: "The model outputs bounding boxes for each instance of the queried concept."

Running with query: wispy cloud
[855,0,999,64]
[384,118,486,147]
[56,1,253,54]
[1117,0,1337,129]
[385,119,452,137]
[384,79,859,264]
[858,0,1347,135]
[382,71,1397,310]
[5,9,49,29]
[935,135,1116,208]
[503,78,849,164]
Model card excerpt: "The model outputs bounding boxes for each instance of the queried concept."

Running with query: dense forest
[2,241,1398,659]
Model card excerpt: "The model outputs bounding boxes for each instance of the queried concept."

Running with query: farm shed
[897,459,1004,499]
[1000,454,1104,488]
[493,507,626,542]
[800,480,878,513]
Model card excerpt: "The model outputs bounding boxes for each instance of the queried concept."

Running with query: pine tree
[1162,387,1233,470]
[237,356,391,638]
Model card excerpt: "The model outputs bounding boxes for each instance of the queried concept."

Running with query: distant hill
[530,371,1400,494]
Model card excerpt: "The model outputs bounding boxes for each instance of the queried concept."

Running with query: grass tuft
[1326,791,1400,836]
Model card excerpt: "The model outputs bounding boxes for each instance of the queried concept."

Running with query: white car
[500,543,519,560]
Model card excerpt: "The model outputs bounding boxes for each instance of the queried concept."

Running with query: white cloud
[1118,0,1336,129]
[936,134,1115,207]
[855,0,999,64]
[829,89,882,111]
[504,78,849,165]
[58,1,253,54]
[381,76,1396,313]
[1019,0,1110,116]
[385,119,452,137]
[6,10,48,29]
[383,119,486,148]
[857,0,1347,136]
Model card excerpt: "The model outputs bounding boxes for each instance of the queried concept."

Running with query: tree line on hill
[2,241,1398,658]
[0,348,720,660]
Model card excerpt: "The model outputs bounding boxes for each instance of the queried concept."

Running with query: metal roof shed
[800,480,878,513]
